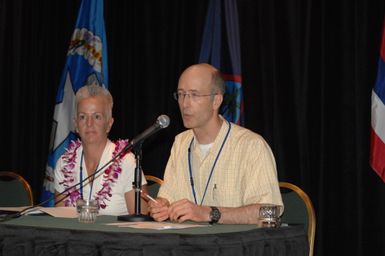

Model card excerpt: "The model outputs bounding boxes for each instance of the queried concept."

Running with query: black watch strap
[209,206,221,224]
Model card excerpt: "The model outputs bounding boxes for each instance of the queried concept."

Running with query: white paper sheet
[106,221,207,230]
[0,206,77,218]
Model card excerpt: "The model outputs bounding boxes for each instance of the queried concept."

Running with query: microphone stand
[117,142,153,222]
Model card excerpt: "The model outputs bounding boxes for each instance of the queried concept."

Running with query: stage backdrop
[1,1,385,255]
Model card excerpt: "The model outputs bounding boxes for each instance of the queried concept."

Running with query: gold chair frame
[0,171,33,206]
[279,182,316,256]
[144,175,163,199]
[145,175,164,185]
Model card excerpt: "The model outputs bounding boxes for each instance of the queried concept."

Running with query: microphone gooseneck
[125,114,170,151]
[0,145,128,222]
[0,114,171,223]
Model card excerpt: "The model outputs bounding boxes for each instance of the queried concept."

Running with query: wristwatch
[209,206,221,224]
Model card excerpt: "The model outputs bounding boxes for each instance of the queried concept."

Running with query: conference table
[0,214,308,256]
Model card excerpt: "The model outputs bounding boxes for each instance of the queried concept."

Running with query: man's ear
[213,94,223,110]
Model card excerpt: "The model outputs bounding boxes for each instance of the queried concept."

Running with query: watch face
[210,207,221,224]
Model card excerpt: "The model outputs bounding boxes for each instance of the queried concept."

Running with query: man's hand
[148,197,170,222]
[168,199,211,223]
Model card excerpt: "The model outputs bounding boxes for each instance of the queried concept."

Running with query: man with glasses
[149,63,282,224]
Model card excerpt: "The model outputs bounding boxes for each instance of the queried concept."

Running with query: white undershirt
[198,143,213,157]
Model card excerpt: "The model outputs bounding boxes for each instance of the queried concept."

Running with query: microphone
[117,115,170,222]
[124,114,170,151]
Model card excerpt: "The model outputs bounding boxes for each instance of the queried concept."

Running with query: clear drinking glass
[76,199,99,223]
[258,204,281,228]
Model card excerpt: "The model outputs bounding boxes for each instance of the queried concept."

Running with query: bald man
[149,64,282,224]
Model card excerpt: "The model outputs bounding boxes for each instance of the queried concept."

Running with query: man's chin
[182,120,193,129]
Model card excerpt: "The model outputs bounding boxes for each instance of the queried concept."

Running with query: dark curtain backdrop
[1,0,385,255]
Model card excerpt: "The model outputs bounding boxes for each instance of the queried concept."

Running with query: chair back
[279,182,316,256]
[0,171,33,207]
[145,175,163,199]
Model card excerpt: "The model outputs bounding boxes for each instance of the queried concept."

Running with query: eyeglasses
[173,91,217,101]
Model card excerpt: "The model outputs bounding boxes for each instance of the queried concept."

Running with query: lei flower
[59,139,129,208]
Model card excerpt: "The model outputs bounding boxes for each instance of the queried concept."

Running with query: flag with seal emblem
[41,0,108,205]
[199,0,244,125]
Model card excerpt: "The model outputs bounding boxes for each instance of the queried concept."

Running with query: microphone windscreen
[157,115,170,128]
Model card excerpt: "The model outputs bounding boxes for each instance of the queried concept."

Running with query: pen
[140,190,158,204]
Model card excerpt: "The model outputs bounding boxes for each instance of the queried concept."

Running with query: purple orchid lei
[59,139,129,209]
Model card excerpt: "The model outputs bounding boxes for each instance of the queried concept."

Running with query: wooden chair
[145,175,163,199]
[0,171,33,207]
[279,182,316,256]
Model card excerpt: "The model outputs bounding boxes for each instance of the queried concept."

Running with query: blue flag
[41,0,108,206]
[199,0,244,125]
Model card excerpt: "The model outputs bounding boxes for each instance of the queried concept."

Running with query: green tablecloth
[0,215,308,256]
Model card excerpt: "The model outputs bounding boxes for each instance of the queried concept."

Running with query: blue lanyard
[79,151,98,201]
[188,121,231,205]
